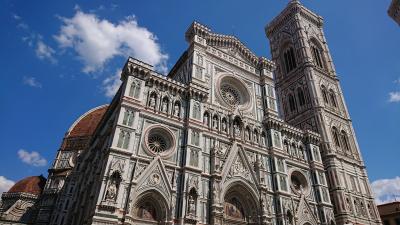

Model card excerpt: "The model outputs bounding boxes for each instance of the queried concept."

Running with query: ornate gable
[221,143,258,188]
[185,21,261,67]
[296,195,319,225]
[134,157,173,199]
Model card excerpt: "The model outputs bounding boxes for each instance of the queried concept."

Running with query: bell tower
[266,1,381,225]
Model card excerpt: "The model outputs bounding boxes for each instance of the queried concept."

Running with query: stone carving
[233,121,241,137]
[149,94,156,108]
[148,173,161,186]
[221,119,227,132]
[174,102,180,116]
[162,98,168,113]
[213,116,218,129]
[188,194,196,215]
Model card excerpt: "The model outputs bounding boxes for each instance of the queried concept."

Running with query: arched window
[288,94,297,112]
[297,87,306,106]
[329,89,337,108]
[321,85,329,104]
[341,130,350,152]
[283,46,297,74]
[129,81,141,98]
[331,127,340,148]
[310,41,324,69]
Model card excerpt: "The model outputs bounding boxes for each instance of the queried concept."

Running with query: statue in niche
[221,119,227,132]
[162,98,168,113]
[254,133,259,143]
[299,148,304,160]
[234,121,241,137]
[174,103,180,116]
[188,193,196,215]
[203,113,209,126]
[106,180,117,201]
[149,94,156,108]
[245,129,250,141]
[213,116,218,129]
[261,134,266,146]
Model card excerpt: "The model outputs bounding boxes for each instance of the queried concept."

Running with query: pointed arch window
[341,130,350,152]
[329,89,337,108]
[129,81,141,98]
[288,94,297,112]
[310,42,324,69]
[283,46,297,74]
[122,109,134,126]
[117,130,130,149]
[297,87,306,106]
[321,85,329,104]
[331,127,340,148]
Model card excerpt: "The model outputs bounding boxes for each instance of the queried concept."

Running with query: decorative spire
[289,0,301,5]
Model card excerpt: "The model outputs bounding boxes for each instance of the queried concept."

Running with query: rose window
[216,74,252,109]
[290,171,309,194]
[144,125,176,158]
[221,84,241,106]
[148,134,167,153]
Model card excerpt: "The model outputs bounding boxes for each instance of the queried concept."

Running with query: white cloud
[102,70,122,98]
[36,40,56,64]
[54,10,168,73]
[371,177,400,204]
[389,92,400,103]
[13,14,56,63]
[17,149,47,167]
[23,76,42,88]
[0,176,15,193]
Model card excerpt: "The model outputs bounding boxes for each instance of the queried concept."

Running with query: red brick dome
[67,105,108,138]
[8,175,46,195]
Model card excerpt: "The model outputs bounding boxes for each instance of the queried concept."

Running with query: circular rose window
[216,74,252,109]
[290,170,309,195]
[221,84,241,106]
[144,125,176,158]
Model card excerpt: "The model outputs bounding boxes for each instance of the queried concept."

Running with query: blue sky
[0,0,399,203]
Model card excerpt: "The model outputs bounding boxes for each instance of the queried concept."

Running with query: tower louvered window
[297,88,306,106]
[311,45,324,68]
[288,94,296,112]
[283,47,297,74]
[331,127,340,147]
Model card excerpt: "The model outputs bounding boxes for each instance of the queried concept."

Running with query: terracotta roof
[67,105,108,137]
[8,175,46,195]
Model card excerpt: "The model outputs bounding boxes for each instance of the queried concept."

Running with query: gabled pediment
[185,21,261,67]
[134,156,173,198]
[296,195,319,225]
[221,143,258,187]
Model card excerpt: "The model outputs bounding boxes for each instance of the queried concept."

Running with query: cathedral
[0,1,382,225]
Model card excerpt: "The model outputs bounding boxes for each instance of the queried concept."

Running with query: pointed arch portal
[133,191,169,225]
[223,182,260,225]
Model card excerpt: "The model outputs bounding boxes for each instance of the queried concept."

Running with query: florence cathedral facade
[0,1,382,225]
